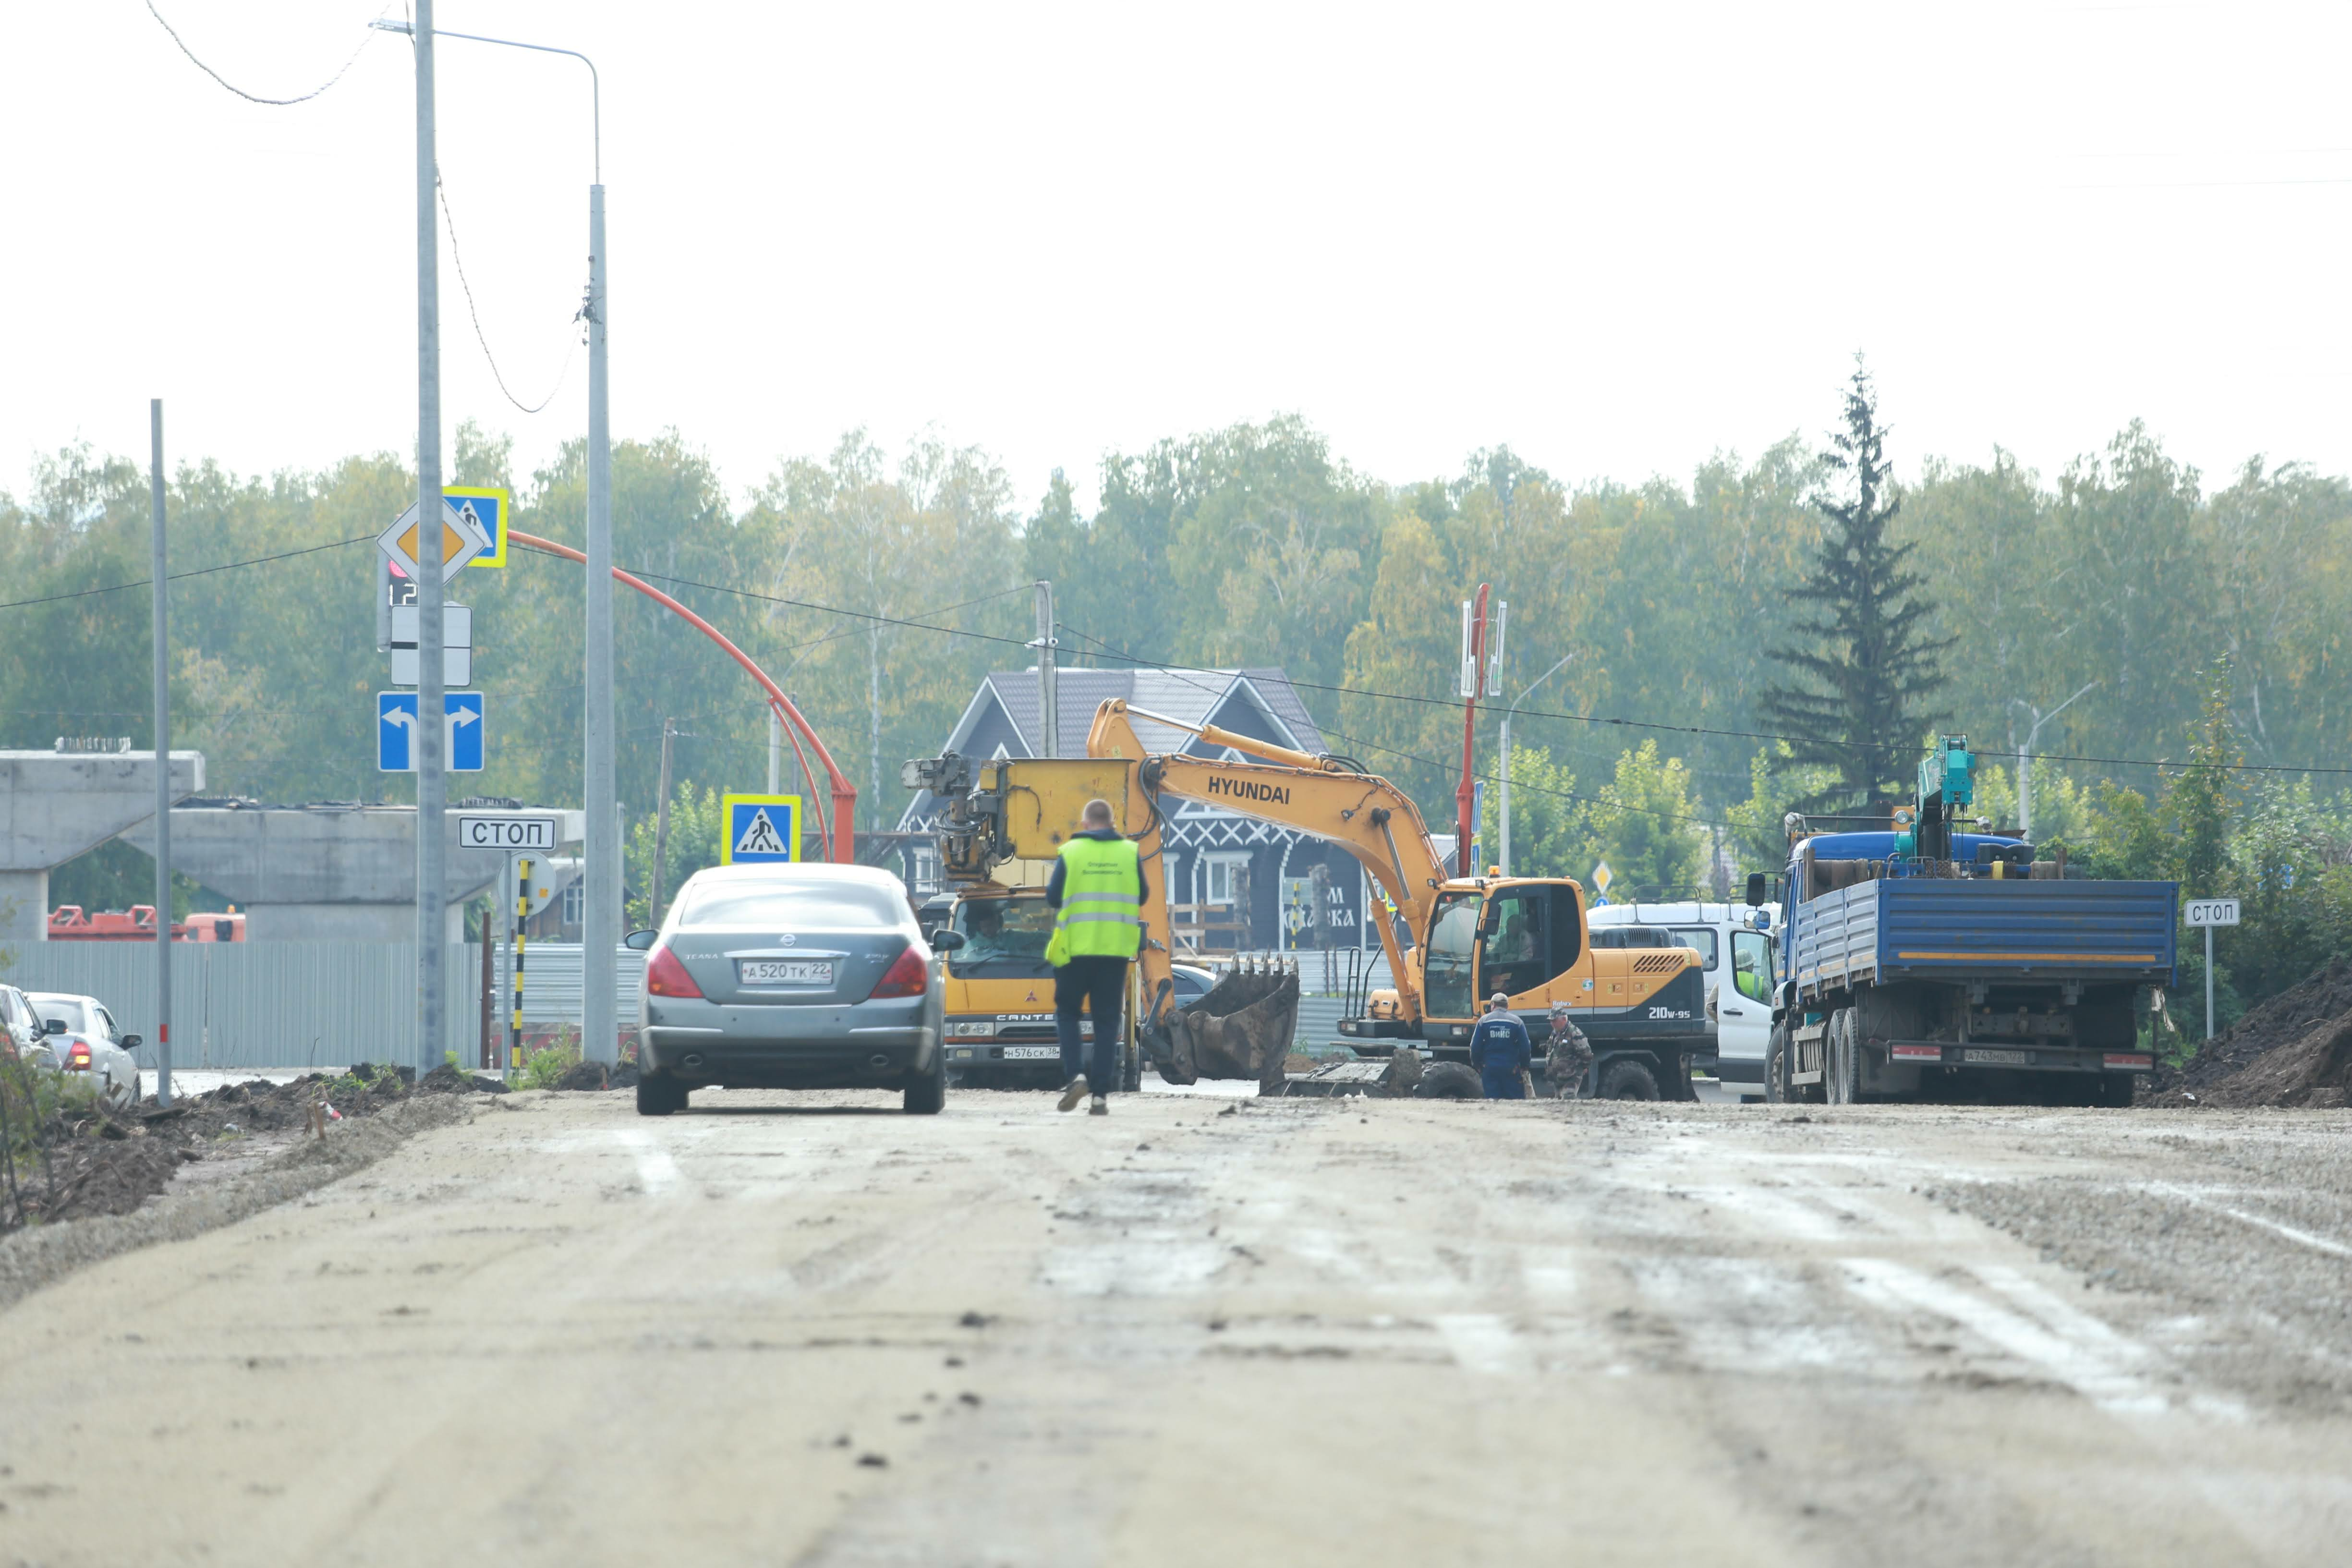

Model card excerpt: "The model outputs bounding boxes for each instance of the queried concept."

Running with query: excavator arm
[1087,698,1445,1024]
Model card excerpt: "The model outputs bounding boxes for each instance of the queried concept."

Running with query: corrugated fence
[0,942,643,1070]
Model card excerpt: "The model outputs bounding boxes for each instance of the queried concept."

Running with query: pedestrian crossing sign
[721,793,801,864]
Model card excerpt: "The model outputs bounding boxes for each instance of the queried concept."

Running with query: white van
[1584,900,1781,1102]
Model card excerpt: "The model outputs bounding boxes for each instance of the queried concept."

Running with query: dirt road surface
[4,1090,2350,1566]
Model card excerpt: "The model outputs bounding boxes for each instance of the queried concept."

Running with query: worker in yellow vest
[1044,798,1147,1116]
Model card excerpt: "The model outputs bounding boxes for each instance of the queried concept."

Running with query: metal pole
[509,855,527,1070]
[1035,581,1056,758]
[767,709,782,794]
[149,399,172,1108]
[651,718,676,925]
[2205,924,2215,1042]
[1498,712,1510,877]
[412,0,449,1076]
[582,181,617,1063]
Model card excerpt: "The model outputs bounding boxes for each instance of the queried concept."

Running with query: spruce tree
[1760,361,1955,810]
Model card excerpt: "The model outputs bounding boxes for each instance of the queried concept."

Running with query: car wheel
[1413,1060,1484,1100]
[1598,1058,1661,1101]
[635,1073,686,1117]
[903,1056,946,1116]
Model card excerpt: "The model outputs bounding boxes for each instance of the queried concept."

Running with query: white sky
[7,1,2352,516]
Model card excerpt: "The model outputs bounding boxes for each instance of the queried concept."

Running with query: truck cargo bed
[1790,877,2177,1000]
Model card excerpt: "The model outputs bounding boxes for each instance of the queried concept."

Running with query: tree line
[3,393,2345,1023]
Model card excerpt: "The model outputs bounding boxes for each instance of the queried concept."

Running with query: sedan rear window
[677,879,906,930]
[30,997,93,1036]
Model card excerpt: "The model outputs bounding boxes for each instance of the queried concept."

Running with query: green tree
[1582,741,1708,900]
[1759,362,1953,809]
[626,783,725,928]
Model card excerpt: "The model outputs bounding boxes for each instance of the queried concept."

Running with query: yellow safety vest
[1048,835,1143,963]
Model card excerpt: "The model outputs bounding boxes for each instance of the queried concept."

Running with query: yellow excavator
[1083,699,1710,1098]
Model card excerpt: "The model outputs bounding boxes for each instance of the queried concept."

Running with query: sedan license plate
[1000,1045,1059,1059]
[737,960,834,986]
[1963,1047,2028,1066]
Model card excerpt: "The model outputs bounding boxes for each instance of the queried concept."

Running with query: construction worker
[1046,797,1147,1117]
[1546,1001,1593,1098]
[1469,992,1532,1100]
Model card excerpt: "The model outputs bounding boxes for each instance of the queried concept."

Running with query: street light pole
[410,0,449,1076]
[2009,681,2095,840]
[1499,653,1573,877]
[377,16,611,1062]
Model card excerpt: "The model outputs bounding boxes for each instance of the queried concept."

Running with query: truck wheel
[1121,1036,1142,1094]
[1765,1023,1791,1105]
[2097,1073,2137,1108]
[1826,1010,1855,1106]
[1413,1061,1484,1099]
[1598,1058,1661,1101]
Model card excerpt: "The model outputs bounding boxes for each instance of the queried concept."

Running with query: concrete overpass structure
[123,802,586,943]
[0,751,206,942]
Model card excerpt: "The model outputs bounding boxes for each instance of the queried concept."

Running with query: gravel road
[2,1090,2349,1566]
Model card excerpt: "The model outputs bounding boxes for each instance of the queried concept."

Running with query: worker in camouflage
[1546,1002,1593,1098]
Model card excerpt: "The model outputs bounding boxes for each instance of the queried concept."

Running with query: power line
[0,535,375,613]
[437,170,579,415]
[144,0,385,106]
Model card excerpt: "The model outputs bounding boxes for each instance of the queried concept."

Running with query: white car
[26,992,141,1112]
[1583,901,1781,1101]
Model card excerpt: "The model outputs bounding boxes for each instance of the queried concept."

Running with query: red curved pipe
[509,530,857,863]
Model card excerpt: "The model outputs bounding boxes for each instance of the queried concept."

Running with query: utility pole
[767,709,782,794]
[377,13,609,1059]
[583,169,616,1064]
[410,0,449,1076]
[650,718,677,925]
[149,400,172,1107]
[1034,581,1057,758]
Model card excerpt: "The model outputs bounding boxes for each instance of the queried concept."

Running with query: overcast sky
[7,1,2351,516]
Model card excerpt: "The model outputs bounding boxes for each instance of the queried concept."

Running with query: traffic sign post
[2185,897,2241,1041]
[722,793,801,864]
[378,692,486,773]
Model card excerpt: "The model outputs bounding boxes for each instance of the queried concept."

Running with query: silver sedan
[628,863,952,1117]
[26,992,140,1112]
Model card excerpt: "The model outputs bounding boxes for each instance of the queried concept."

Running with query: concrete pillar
[0,751,205,941]
[121,804,582,942]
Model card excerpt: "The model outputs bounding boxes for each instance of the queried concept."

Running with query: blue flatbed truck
[1763,738,2178,1106]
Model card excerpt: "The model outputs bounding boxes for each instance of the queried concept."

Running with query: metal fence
[0,941,479,1070]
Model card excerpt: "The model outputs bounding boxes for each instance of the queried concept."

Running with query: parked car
[627,862,951,1117]
[0,984,55,1070]
[25,992,140,1111]
[1170,963,1216,1005]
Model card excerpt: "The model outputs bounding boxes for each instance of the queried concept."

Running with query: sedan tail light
[645,945,703,998]
[868,944,930,999]
[66,1040,93,1069]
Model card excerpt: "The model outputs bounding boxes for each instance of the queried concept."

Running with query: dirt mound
[3,1068,415,1232]
[417,1063,510,1095]
[2145,960,2352,1108]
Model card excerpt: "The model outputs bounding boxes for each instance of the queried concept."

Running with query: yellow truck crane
[1084,699,1712,1099]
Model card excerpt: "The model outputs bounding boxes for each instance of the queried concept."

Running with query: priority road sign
[377,692,486,772]
[379,498,489,583]
[458,813,557,852]
[449,486,511,569]
[722,793,801,864]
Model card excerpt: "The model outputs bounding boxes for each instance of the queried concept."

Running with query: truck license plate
[737,960,834,986]
[1000,1045,1058,1059]
[1963,1047,2027,1066]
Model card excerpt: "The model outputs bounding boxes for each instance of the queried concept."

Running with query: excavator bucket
[1146,959,1301,1096]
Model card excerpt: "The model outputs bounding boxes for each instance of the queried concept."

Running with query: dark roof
[975,667,1326,759]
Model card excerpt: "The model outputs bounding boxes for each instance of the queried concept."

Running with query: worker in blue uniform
[1469,992,1532,1100]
